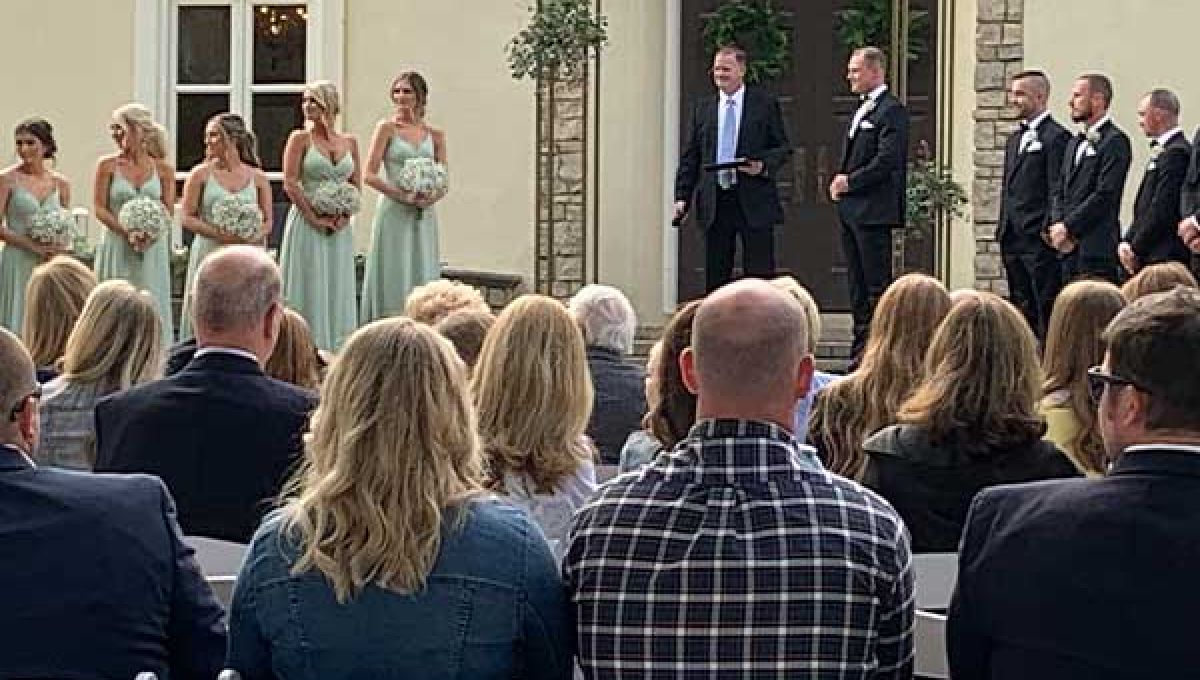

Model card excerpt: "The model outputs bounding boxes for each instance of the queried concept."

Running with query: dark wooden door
[677,0,939,309]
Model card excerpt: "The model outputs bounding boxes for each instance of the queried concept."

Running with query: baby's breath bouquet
[118,196,170,244]
[211,195,263,241]
[309,181,361,219]
[395,158,448,197]
[29,208,75,248]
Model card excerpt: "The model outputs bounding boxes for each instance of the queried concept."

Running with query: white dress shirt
[848,84,888,139]
[715,85,745,161]
[1075,114,1112,164]
[1018,110,1051,152]
[1155,126,1184,149]
[194,346,261,364]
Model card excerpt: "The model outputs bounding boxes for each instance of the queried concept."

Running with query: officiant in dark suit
[1175,126,1200,276]
[998,70,1069,338]
[829,46,909,360]
[1047,73,1132,284]
[674,45,792,293]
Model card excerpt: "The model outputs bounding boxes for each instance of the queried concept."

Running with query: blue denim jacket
[226,499,574,679]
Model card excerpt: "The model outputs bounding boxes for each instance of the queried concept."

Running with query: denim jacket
[226,499,575,679]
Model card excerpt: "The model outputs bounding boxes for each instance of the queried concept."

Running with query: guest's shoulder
[458,496,545,548]
[95,377,165,413]
[257,374,318,411]
[37,467,167,509]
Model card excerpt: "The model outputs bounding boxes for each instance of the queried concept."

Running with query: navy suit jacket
[949,447,1200,679]
[94,351,317,543]
[0,448,225,679]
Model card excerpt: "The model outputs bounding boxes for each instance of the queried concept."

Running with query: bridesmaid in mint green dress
[93,104,176,346]
[178,113,273,340]
[360,72,447,323]
[279,82,361,351]
[0,119,71,333]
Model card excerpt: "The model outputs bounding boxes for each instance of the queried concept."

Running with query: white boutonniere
[1084,146,1098,158]
[1025,140,1043,153]
[863,98,877,115]
[1085,128,1102,146]
[1149,145,1164,160]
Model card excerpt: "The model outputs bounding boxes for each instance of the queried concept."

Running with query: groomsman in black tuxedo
[1177,126,1200,275]
[1048,73,1132,284]
[1118,89,1191,278]
[829,46,909,359]
[997,70,1069,337]
[674,45,792,292]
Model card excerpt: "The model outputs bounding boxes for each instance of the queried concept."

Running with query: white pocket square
[1025,141,1043,153]
[1084,147,1098,157]
[859,120,876,130]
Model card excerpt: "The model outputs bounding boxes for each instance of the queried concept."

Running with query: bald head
[192,246,283,361]
[0,328,37,446]
[690,280,810,407]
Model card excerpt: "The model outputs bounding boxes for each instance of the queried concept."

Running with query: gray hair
[854,46,887,71]
[568,284,638,355]
[192,246,281,333]
[1147,88,1181,118]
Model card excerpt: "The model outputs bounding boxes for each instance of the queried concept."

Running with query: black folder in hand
[703,158,749,172]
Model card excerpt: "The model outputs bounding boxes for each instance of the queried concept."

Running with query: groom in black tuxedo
[1048,73,1132,284]
[829,46,909,360]
[674,45,792,292]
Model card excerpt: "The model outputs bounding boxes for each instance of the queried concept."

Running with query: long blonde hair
[265,308,321,390]
[472,295,594,493]
[899,292,1045,456]
[304,80,341,129]
[281,318,484,602]
[1042,280,1126,473]
[114,103,169,160]
[61,280,163,391]
[1120,261,1197,301]
[23,256,97,369]
[808,273,951,479]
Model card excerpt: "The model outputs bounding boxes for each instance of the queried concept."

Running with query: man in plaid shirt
[564,279,914,678]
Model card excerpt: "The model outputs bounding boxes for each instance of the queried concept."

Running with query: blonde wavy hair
[61,280,163,391]
[899,291,1045,456]
[1041,280,1126,474]
[405,279,489,325]
[265,308,321,390]
[304,80,341,127]
[23,256,97,369]
[472,295,594,493]
[808,273,951,479]
[113,103,169,160]
[281,318,484,602]
[1121,261,1197,301]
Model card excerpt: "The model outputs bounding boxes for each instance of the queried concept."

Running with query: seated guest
[23,255,96,383]
[863,292,1078,553]
[227,318,573,679]
[434,307,495,372]
[37,280,163,470]
[0,327,225,679]
[566,280,913,677]
[568,284,645,464]
[473,294,596,557]
[1040,280,1126,475]
[809,273,951,480]
[950,286,1200,678]
[772,275,842,435]
[94,246,316,543]
[265,308,321,390]
[1120,260,1197,301]
[618,340,664,473]
[618,300,700,473]
[404,278,490,325]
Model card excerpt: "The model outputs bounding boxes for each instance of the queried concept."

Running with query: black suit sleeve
[846,103,909,194]
[1050,140,1073,223]
[91,397,114,472]
[1129,147,1189,258]
[758,94,792,178]
[1063,133,1133,238]
[947,488,997,679]
[674,101,703,205]
[1042,127,1070,230]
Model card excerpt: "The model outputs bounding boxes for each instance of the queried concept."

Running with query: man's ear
[19,396,38,446]
[680,347,700,396]
[795,354,814,401]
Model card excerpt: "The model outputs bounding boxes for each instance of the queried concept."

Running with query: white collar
[1125,443,1200,455]
[863,83,888,103]
[720,85,745,106]
[1156,127,1183,148]
[1085,114,1112,137]
[195,346,261,364]
[1025,110,1051,131]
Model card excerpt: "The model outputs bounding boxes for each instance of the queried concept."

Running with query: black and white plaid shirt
[564,419,914,679]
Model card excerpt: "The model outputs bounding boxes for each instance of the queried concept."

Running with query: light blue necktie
[718,97,737,189]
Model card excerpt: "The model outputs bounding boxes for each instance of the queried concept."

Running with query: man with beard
[1048,73,1132,284]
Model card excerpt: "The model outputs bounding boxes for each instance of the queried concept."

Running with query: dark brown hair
[1121,262,1197,301]
[15,118,57,159]
[435,308,495,370]
[648,300,700,449]
[213,113,261,168]
[392,72,429,119]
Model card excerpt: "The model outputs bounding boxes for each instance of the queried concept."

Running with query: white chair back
[186,535,248,578]
[914,609,949,679]
[913,552,958,610]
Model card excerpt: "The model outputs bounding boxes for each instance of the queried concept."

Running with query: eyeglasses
[1086,366,1146,403]
[8,384,41,422]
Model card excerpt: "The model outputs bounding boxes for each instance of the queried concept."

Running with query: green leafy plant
[507,0,609,84]
[703,0,791,84]
[906,141,967,233]
[836,0,928,62]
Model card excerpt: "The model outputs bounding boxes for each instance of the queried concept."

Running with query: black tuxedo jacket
[1180,127,1200,222]
[674,85,792,232]
[997,115,1070,251]
[94,351,317,543]
[949,448,1200,678]
[1127,130,1191,264]
[837,89,910,228]
[1051,120,1133,263]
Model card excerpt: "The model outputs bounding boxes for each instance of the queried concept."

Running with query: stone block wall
[536,79,589,299]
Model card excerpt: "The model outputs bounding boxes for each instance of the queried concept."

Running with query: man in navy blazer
[95,246,316,543]
[0,327,225,679]
[949,286,1200,678]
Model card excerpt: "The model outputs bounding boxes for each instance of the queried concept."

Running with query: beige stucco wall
[342,0,536,281]
[946,0,978,290]
[0,0,136,239]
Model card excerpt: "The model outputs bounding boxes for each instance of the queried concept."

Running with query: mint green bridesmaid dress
[0,185,60,333]
[94,171,175,346]
[179,176,258,340]
[278,145,358,351]
[359,134,441,323]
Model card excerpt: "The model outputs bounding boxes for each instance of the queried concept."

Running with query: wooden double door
[677,0,939,309]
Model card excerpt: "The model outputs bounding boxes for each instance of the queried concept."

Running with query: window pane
[267,181,289,250]
[253,4,307,84]
[176,94,230,171]
[252,93,303,173]
[178,6,231,85]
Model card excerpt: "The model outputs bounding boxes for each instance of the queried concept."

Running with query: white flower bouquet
[211,195,263,241]
[29,208,75,247]
[118,195,170,244]
[395,158,448,197]
[308,181,361,218]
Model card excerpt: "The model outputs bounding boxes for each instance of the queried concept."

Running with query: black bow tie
[1150,139,1160,148]
[1019,121,1030,132]
[1077,131,1088,140]
[859,94,869,103]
